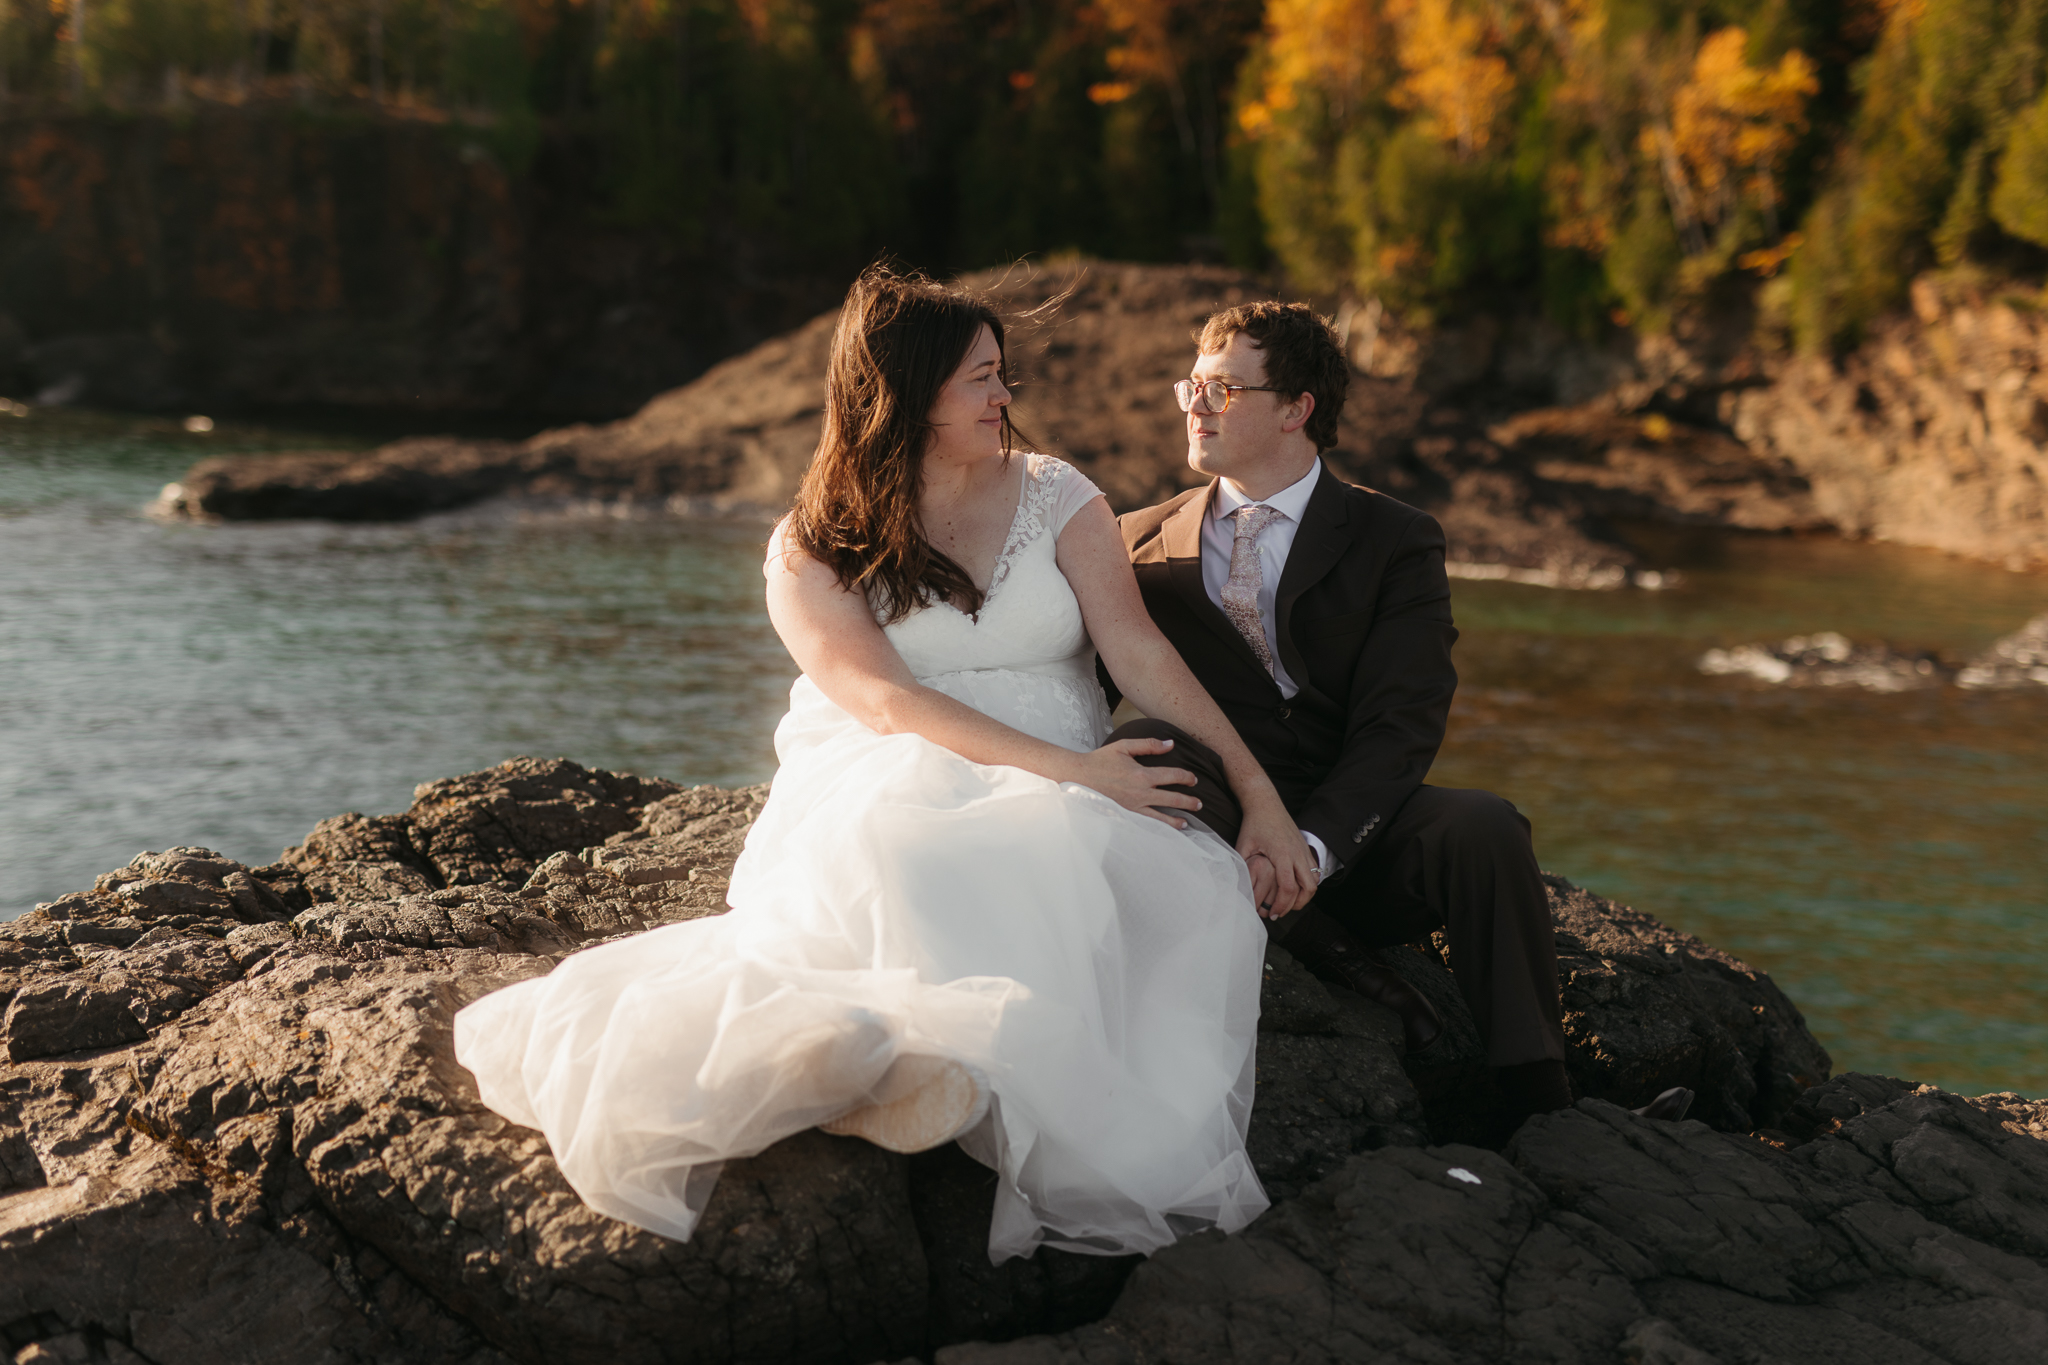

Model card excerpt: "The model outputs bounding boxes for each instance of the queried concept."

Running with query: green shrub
[1992,89,2048,246]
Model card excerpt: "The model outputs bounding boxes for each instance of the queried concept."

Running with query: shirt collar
[1210,457,1323,526]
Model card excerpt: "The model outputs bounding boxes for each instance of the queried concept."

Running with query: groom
[1101,301,1575,1124]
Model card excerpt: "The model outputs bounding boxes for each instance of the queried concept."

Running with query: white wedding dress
[454,452,1270,1263]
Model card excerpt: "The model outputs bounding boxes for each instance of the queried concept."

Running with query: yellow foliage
[1238,0,1388,134]
[1239,0,1515,156]
[1738,230,1804,275]
[1386,0,1515,155]
[1665,28,1817,226]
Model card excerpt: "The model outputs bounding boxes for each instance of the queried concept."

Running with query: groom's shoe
[1631,1086,1695,1123]
[1280,911,1444,1052]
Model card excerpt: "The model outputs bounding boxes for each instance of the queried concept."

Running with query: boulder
[1958,612,2048,690]
[3,979,147,1063]
[0,756,2010,1365]
[1731,277,2048,571]
[941,1079,2048,1364]
[1382,875,1832,1147]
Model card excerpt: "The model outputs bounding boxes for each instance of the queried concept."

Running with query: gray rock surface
[1382,875,1832,1148]
[940,1079,2048,1364]
[1,756,2024,1365]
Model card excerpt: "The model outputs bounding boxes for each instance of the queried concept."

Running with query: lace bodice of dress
[879,453,1112,752]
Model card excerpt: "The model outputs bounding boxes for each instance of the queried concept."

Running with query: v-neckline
[938,457,1031,616]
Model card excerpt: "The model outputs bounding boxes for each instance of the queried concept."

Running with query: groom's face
[1184,333,1288,483]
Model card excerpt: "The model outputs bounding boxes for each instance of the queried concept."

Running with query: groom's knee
[1107,719,1230,789]
[1105,719,1239,840]
[1107,717,1209,767]
[1107,717,1180,744]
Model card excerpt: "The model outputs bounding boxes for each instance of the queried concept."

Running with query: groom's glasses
[1173,379,1287,414]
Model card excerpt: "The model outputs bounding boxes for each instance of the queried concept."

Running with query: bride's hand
[1070,737,1203,827]
[1236,798,1318,920]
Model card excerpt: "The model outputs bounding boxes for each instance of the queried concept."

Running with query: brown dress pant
[1107,717,1568,1068]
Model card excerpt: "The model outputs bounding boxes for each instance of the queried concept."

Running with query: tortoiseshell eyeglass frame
[1173,379,1288,414]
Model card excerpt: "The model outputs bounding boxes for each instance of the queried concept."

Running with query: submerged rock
[0,756,2027,1365]
[1698,631,1951,691]
[1958,612,2048,689]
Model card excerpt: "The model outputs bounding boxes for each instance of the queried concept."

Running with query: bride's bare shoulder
[764,515,816,580]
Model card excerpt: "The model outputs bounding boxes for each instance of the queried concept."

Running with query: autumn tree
[1791,0,2048,348]
[1655,28,1817,249]
[1387,0,1515,156]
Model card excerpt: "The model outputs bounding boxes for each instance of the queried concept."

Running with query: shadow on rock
[942,1080,2048,1363]
[2,757,2021,1365]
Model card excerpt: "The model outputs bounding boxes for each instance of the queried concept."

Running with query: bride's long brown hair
[787,263,1020,623]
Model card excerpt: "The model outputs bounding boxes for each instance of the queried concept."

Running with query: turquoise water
[2,411,2044,1097]
[1436,529,2048,1099]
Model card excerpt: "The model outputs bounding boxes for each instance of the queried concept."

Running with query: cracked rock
[0,757,1963,1365]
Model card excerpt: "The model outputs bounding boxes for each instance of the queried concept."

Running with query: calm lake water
[3,410,2044,1097]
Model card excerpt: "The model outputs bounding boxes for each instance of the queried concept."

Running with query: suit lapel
[1272,465,1353,691]
[1162,484,1272,677]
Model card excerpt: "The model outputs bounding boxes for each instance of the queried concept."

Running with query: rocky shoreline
[152,263,1836,589]
[4,757,2044,1364]
[149,263,2048,582]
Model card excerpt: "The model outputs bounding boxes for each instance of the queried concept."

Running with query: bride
[454,265,1319,1264]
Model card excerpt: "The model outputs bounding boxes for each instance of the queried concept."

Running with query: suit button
[1275,706,1291,720]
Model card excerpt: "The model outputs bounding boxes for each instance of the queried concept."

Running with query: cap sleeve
[1039,455,1107,537]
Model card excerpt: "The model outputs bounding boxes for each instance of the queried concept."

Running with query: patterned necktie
[1222,504,1282,675]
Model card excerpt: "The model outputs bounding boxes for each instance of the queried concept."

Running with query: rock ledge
[3,757,2036,1365]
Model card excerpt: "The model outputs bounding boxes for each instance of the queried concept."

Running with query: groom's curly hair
[788,263,1018,624]
[1197,302,1348,450]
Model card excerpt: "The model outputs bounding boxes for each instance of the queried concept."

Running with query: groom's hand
[1075,737,1204,827]
[1237,805,1319,918]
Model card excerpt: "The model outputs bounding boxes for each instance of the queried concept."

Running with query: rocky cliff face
[1730,277,2048,570]
[8,757,2032,1365]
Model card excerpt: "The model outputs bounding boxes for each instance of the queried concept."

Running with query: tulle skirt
[455,693,1270,1262]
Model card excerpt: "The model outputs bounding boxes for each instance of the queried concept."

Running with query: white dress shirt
[1198,458,1338,879]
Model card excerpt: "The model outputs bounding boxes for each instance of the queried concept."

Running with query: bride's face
[925,325,1011,468]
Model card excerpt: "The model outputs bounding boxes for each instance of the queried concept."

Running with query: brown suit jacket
[1111,463,1458,877]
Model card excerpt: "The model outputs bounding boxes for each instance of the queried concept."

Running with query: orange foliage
[1098,0,1182,87]
[1238,0,1390,134]
[1738,230,1803,275]
[1239,0,1514,155]
[1544,160,1612,252]
[6,128,100,236]
[1655,28,1817,230]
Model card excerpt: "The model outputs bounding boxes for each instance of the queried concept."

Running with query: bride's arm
[764,521,1205,824]
[1055,499,1320,916]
